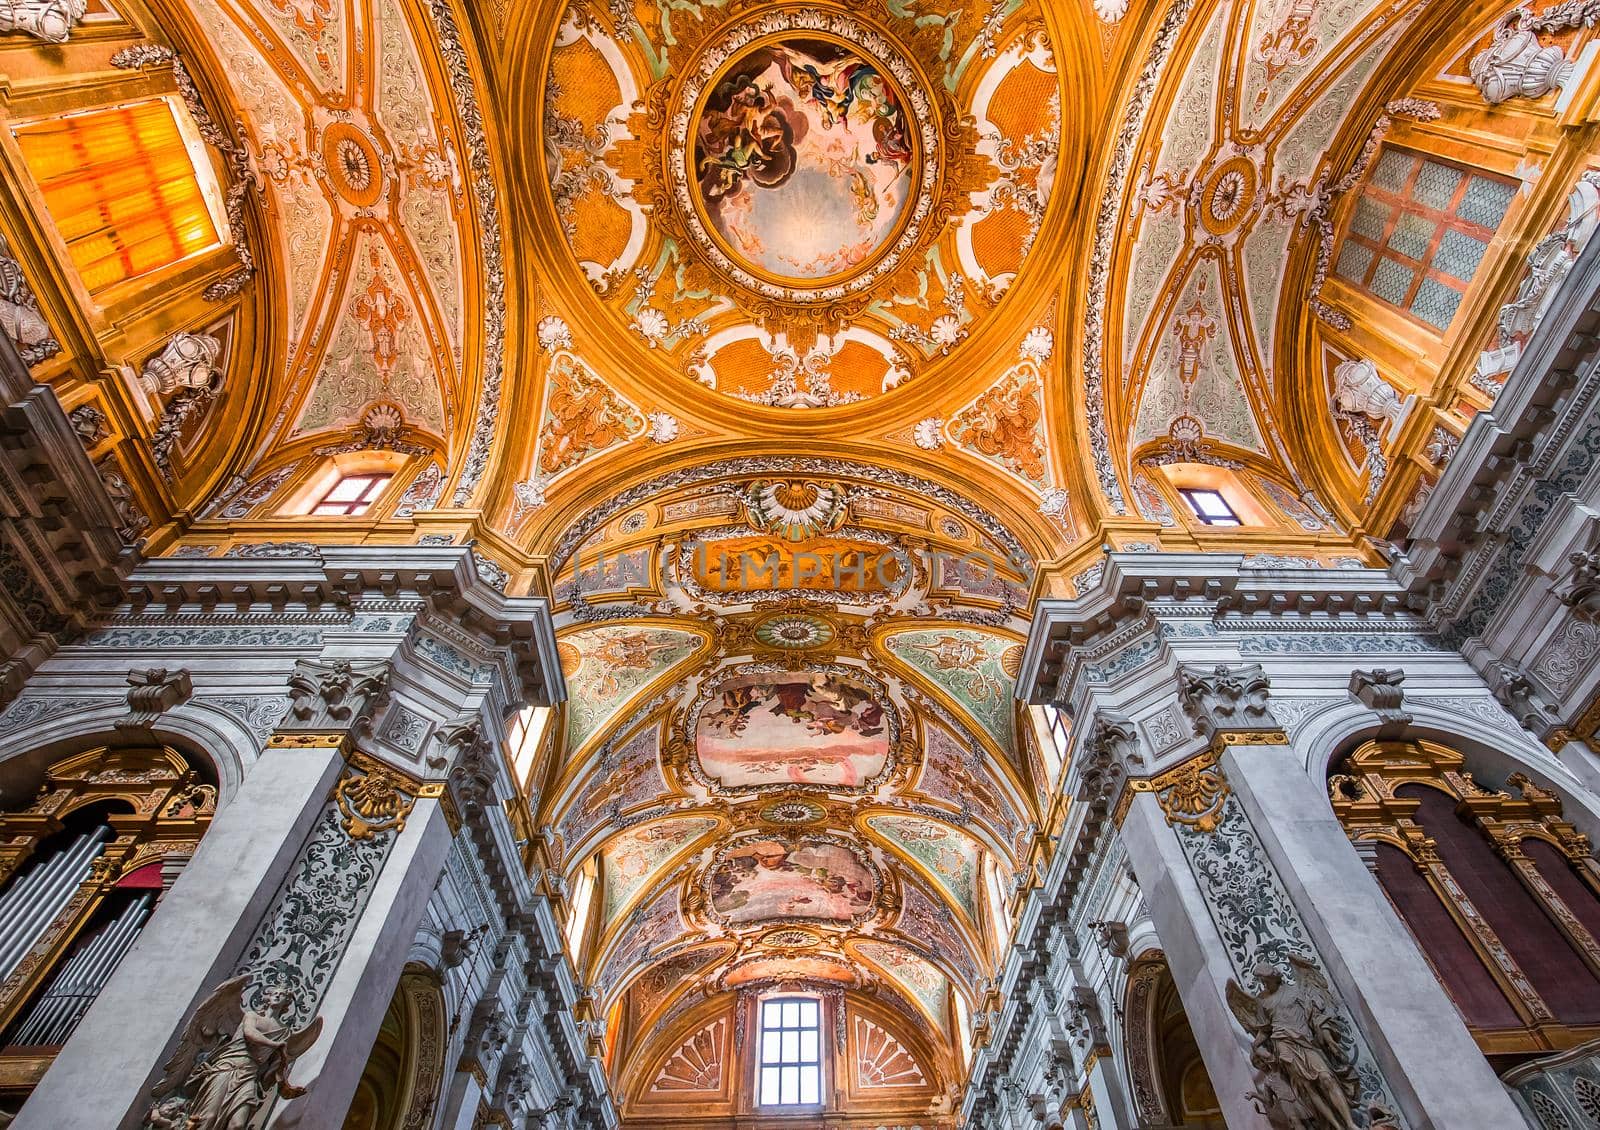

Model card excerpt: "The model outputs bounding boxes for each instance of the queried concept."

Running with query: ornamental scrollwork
[1138,752,1230,833]
[1172,783,1403,1122]
[333,765,417,840]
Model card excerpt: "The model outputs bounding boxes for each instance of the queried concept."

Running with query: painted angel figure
[145,975,323,1130]
[1226,956,1360,1130]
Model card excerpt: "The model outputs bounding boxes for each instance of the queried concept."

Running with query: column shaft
[1225,743,1525,1129]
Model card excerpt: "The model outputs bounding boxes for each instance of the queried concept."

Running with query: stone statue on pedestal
[143,975,322,1130]
[1227,956,1360,1130]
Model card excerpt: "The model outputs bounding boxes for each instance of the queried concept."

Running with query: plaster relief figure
[140,332,224,399]
[144,976,322,1130]
[1227,957,1360,1130]
[1330,359,1402,427]
[1470,9,1571,105]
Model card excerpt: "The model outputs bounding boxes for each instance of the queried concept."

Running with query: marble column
[265,790,453,1130]
[1116,787,1273,1130]
[1081,1053,1131,1130]
[12,741,343,1130]
[1224,739,1526,1128]
[434,1069,486,1130]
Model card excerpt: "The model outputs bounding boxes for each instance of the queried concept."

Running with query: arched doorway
[1330,739,1600,1069]
[342,966,447,1130]
[1124,955,1224,1129]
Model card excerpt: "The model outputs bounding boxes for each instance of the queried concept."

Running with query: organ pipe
[0,827,109,984]
[9,891,153,1047]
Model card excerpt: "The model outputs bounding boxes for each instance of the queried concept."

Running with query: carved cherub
[145,975,322,1130]
[1226,956,1359,1130]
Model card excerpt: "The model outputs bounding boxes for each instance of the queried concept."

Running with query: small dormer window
[311,473,391,517]
[1180,487,1241,527]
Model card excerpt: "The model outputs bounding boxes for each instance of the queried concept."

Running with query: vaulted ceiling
[9,0,1594,1112]
[536,464,1037,1104]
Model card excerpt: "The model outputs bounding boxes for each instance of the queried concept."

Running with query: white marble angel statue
[1226,956,1360,1130]
[145,975,322,1130]
[0,0,87,45]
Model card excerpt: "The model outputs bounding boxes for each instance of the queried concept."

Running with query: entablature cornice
[114,545,564,706]
[1401,216,1600,629]
[1017,551,1429,706]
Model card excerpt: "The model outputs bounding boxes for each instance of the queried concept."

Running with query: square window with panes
[311,473,391,517]
[757,997,822,1107]
[1332,148,1516,332]
[1180,487,1241,527]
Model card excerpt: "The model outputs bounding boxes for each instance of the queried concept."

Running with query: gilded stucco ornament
[333,766,418,839]
[1141,752,1230,833]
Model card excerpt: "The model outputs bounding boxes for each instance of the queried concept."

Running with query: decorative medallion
[760,797,828,825]
[321,121,386,208]
[668,12,938,303]
[754,613,837,650]
[544,1,1060,407]
[1197,155,1258,237]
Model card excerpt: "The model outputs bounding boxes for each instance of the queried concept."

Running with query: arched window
[757,995,823,1108]
[0,745,213,1109]
[1330,739,1600,1063]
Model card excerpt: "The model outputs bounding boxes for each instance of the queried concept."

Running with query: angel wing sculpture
[144,975,323,1130]
[1225,958,1360,1130]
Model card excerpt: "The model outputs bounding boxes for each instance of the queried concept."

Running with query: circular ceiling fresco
[540,0,1063,407]
[679,24,930,295]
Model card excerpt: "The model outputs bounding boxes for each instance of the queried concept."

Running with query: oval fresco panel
[694,671,891,790]
[706,837,876,925]
[691,36,918,283]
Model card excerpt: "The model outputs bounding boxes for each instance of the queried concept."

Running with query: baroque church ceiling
[8,0,1597,1111]
[538,465,1037,1087]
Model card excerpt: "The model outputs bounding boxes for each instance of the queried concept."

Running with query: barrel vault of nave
[0,0,1598,1127]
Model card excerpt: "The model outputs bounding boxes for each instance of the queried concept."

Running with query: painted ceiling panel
[882,628,1021,757]
[867,814,983,925]
[559,625,706,749]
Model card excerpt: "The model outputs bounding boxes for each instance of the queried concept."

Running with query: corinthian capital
[1078,711,1142,808]
[284,658,391,736]
[1179,662,1279,741]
